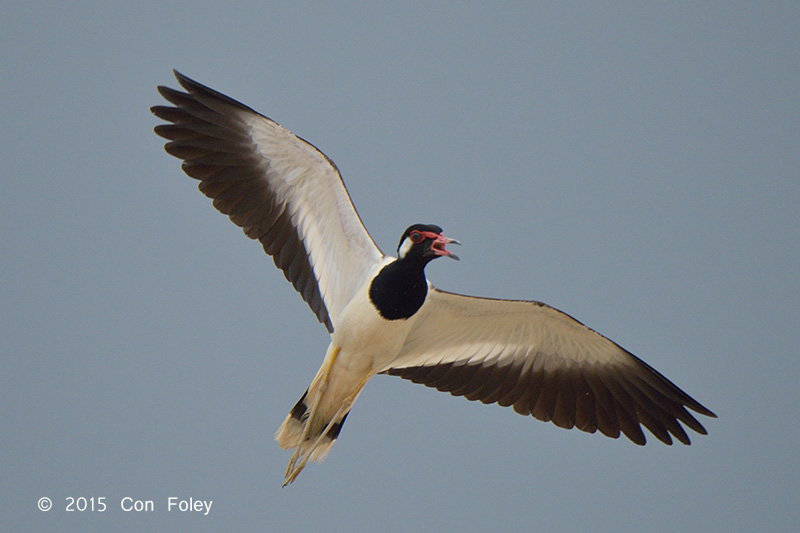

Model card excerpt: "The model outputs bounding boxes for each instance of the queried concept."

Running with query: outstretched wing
[382,287,715,445]
[152,71,384,332]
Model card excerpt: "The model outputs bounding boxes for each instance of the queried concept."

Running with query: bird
[151,70,715,486]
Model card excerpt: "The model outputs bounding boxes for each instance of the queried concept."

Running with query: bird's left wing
[151,71,384,332]
[381,287,715,445]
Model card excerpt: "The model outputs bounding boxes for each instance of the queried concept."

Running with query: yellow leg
[284,346,340,482]
[283,370,372,487]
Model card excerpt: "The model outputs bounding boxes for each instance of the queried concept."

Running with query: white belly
[331,268,418,374]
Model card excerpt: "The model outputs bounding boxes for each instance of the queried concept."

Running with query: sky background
[3,2,798,531]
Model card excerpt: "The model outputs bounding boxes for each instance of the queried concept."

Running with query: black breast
[369,260,428,320]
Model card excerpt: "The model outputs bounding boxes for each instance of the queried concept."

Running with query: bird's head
[397,224,460,262]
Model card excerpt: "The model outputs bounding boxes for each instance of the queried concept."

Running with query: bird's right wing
[151,71,384,332]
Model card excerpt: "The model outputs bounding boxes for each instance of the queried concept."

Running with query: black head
[396,224,460,262]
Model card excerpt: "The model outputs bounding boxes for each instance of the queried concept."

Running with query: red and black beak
[431,233,460,260]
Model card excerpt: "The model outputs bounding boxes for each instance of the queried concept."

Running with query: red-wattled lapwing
[152,71,715,485]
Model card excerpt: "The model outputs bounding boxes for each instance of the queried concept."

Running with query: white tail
[276,346,372,485]
[274,389,345,464]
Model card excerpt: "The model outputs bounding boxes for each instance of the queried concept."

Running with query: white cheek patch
[398,236,414,259]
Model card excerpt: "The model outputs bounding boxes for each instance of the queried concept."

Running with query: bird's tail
[275,345,372,485]
[274,388,350,464]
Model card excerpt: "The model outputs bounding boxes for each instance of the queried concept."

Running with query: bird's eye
[409,231,424,244]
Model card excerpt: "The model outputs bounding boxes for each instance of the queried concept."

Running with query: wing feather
[152,71,384,331]
[382,287,715,445]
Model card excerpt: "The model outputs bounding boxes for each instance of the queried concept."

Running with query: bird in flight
[152,71,715,485]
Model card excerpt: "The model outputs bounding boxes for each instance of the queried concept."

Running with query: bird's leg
[284,346,340,481]
[284,390,323,478]
[283,401,350,486]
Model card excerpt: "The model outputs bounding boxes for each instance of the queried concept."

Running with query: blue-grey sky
[3,2,798,531]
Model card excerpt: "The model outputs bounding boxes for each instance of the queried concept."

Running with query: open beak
[432,233,461,260]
